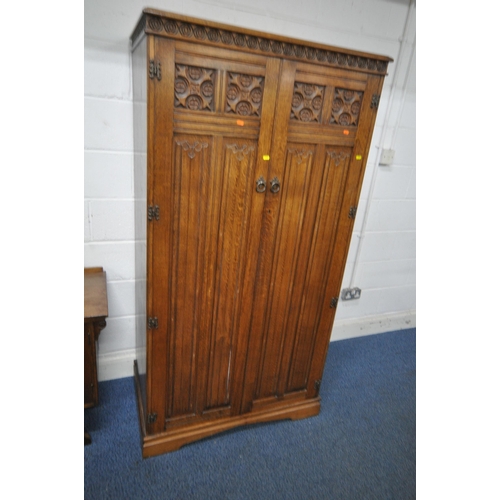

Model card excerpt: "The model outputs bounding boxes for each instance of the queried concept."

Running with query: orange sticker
[237,120,245,126]
[343,130,350,135]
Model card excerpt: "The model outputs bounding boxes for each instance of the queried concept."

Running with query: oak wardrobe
[131,8,392,458]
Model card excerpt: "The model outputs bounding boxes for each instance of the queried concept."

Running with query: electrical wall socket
[341,287,362,300]
[380,149,395,165]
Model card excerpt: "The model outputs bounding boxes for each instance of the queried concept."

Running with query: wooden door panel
[148,35,281,429]
[167,134,214,420]
[203,139,259,412]
[244,70,383,415]
[285,147,351,392]
[164,135,260,424]
[247,55,363,410]
[255,143,318,399]
[304,74,387,398]
[253,145,351,402]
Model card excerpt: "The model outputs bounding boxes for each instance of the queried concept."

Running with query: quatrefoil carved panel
[290,82,325,123]
[175,65,215,112]
[330,88,364,127]
[225,73,265,117]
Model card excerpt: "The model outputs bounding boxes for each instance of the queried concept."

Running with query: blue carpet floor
[84,328,416,499]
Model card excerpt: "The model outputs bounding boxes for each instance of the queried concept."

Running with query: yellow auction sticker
[263,155,270,161]
[355,155,362,160]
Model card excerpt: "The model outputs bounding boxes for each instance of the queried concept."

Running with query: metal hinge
[149,60,161,81]
[371,94,380,109]
[348,206,357,219]
[330,297,338,308]
[147,412,157,424]
[148,317,158,329]
[148,205,160,221]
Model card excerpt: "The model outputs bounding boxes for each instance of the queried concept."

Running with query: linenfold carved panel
[225,73,264,117]
[175,65,216,112]
[290,82,325,123]
[330,88,364,127]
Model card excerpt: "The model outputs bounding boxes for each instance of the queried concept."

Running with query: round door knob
[270,177,281,194]
[256,176,266,193]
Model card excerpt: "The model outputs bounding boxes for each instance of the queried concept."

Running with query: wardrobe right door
[242,59,383,414]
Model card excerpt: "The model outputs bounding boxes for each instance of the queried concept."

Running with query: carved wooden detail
[287,148,314,165]
[175,65,216,112]
[327,150,351,166]
[330,88,364,127]
[226,143,256,161]
[137,12,390,76]
[175,139,209,159]
[290,82,325,123]
[225,73,265,117]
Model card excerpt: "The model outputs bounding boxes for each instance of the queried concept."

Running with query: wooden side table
[84,267,108,444]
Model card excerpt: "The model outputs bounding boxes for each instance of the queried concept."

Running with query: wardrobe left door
[145,35,281,435]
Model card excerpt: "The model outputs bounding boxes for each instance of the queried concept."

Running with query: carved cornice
[131,10,391,76]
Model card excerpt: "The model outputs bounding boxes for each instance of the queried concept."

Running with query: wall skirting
[97,348,136,382]
[96,311,416,382]
[330,310,416,342]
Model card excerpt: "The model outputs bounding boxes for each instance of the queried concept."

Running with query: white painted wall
[84,0,416,380]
